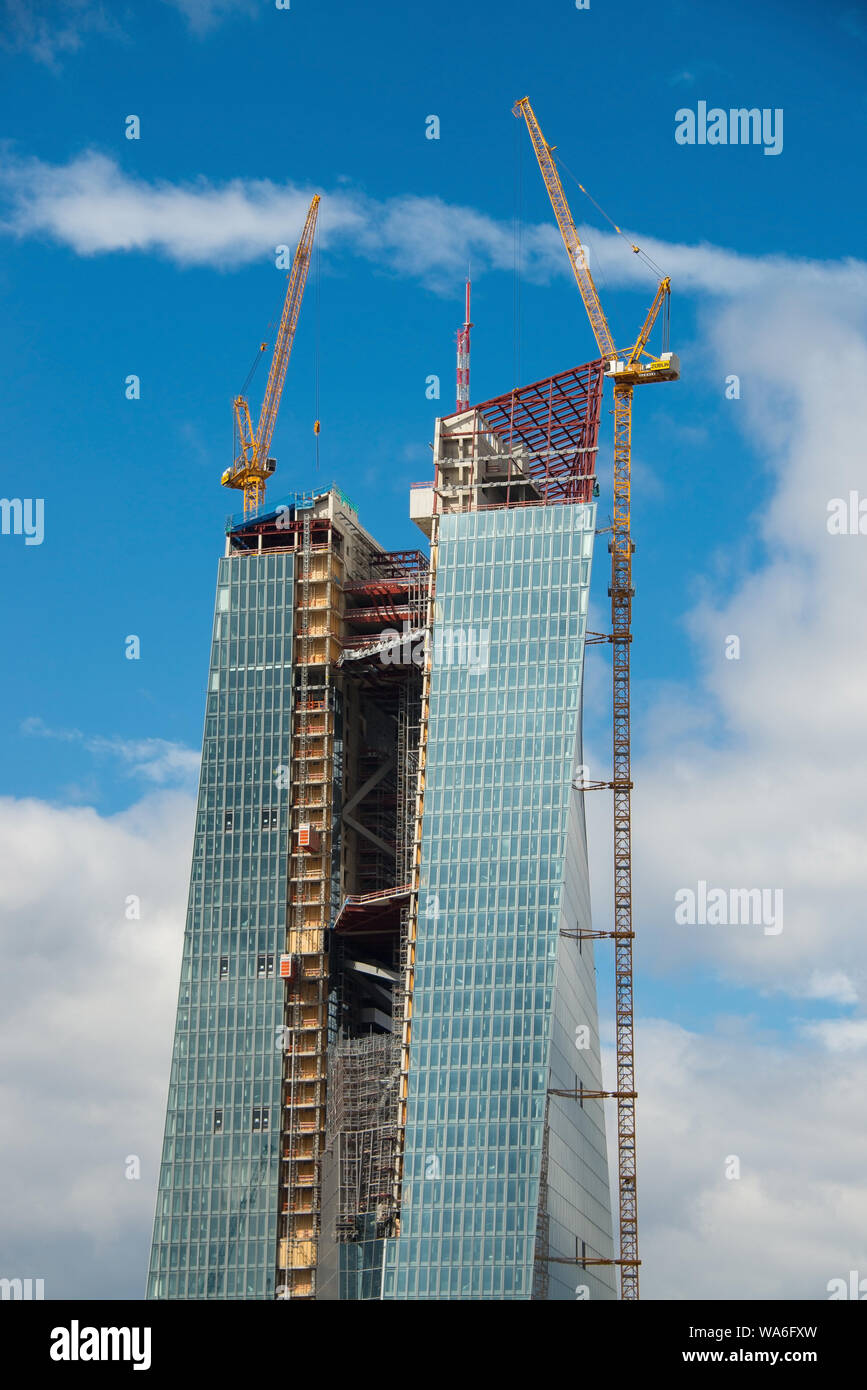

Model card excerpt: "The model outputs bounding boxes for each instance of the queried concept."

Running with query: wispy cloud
[2,150,865,301]
[0,0,257,65]
[0,1,121,68]
[162,0,258,35]
[801,1020,867,1053]
[794,971,859,1007]
[0,150,560,288]
[21,717,200,785]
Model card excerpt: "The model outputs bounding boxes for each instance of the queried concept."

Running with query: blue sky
[0,0,861,806]
[0,0,861,800]
[1,0,866,1300]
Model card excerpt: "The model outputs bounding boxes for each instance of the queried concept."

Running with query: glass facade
[382,503,616,1300]
[147,496,615,1301]
[147,550,294,1300]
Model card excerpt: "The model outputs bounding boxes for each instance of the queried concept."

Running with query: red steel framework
[439,359,605,505]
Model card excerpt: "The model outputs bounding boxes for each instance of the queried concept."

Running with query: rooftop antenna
[456,272,472,413]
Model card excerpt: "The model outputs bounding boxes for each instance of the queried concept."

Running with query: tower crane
[513,96,679,1302]
[221,194,320,514]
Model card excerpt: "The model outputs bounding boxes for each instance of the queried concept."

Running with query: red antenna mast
[456,277,472,413]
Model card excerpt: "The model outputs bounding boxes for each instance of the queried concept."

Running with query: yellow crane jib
[221,193,321,514]
[513,97,616,363]
[609,276,680,386]
[512,97,679,387]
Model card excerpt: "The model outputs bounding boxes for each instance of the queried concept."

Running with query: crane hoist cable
[513,111,524,388]
[314,216,321,471]
[240,257,302,399]
[239,342,267,399]
[553,152,666,280]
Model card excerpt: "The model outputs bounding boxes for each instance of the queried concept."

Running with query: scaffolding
[326,1034,401,1242]
[394,603,422,1039]
[532,1098,551,1301]
[278,507,341,1298]
[393,527,436,1220]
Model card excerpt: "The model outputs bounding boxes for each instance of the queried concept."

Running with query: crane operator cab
[606,352,680,386]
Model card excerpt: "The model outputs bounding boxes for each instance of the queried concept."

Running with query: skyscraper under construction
[147,359,616,1301]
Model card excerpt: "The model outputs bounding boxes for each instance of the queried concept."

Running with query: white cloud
[793,972,859,1007]
[2,151,865,304]
[0,152,525,284]
[4,783,864,1300]
[21,717,201,786]
[0,792,193,1297]
[604,1020,867,1298]
[801,1020,867,1053]
[585,270,867,1014]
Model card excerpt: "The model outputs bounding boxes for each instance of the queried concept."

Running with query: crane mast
[222,194,320,513]
[514,96,678,1302]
